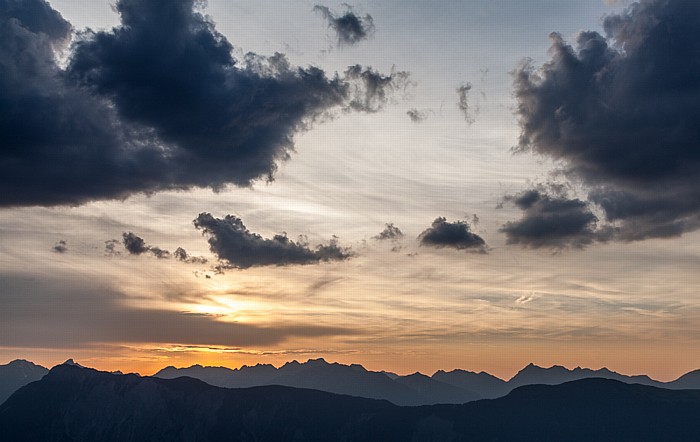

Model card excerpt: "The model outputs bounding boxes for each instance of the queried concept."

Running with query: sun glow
[185,294,272,323]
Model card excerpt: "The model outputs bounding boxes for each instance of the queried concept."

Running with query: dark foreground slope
[3,364,700,442]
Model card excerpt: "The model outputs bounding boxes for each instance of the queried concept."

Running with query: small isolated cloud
[149,247,171,260]
[174,247,208,264]
[406,108,430,123]
[456,83,476,124]
[500,188,602,249]
[0,0,408,207]
[193,213,353,269]
[343,65,412,113]
[515,293,537,305]
[418,217,487,253]
[104,239,121,256]
[513,0,700,242]
[52,240,67,254]
[374,223,404,241]
[121,232,170,259]
[314,5,375,46]
[122,232,149,255]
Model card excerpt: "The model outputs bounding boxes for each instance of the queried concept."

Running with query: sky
[2,0,700,382]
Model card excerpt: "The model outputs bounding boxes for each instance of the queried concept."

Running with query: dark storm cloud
[418,217,487,252]
[512,0,700,241]
[313,5,375,46]
[0,277,355,348]
[0,0,152,206]
[0,0,71,39]
[500,189,603,249]
[374,223,404,241]
[0,0,408,207]
[122,232,170,259]
[174,247,208,264]
[52,240,67,254]
[194,213,353,269]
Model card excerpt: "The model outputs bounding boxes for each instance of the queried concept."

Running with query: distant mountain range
[3,364,700,441]
[3,357,700,408]
[155,358,480,405]
[154,357,700,404]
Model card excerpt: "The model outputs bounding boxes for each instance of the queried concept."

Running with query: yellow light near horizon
[184,294,272,323]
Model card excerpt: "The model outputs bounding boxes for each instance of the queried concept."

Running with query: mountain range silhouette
[152,357,698,404]
[3,357,700,406]
[3,362,700,441]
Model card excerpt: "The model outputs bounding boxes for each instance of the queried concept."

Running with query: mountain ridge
[153,358,700,403]
[0,359,49,405]
[3,364,700,441]
[5,357,700,407]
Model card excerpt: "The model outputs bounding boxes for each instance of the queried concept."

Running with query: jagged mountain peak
[61,359,84,368]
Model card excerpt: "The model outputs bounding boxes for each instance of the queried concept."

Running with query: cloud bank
[194,213,352,269]
[512,0,700,242]
[0,278,354,349]
[0,0,407,207]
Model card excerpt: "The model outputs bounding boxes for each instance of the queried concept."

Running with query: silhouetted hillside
[393,372,478,404]
[668,369,700,390]
[3,364,700,441]
[0,359,48,405]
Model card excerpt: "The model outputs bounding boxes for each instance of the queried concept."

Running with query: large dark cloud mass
[313,5,375,46]
[513,0,700,242]
[194,213,352,269]
[500,189,603,249]
[0,0,407,207]
[418,217,487,253]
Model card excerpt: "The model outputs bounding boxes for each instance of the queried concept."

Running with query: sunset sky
[2,0,700,382]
